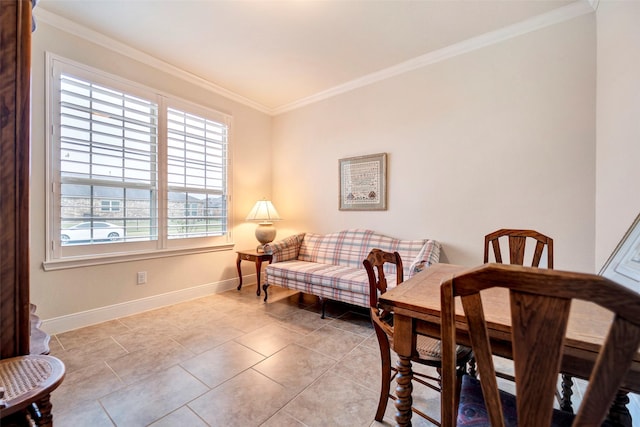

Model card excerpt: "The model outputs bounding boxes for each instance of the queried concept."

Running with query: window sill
[42,243,235,271]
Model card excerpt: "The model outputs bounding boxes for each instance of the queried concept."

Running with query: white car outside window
[61,222,124,244]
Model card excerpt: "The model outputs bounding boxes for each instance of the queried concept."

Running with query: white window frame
[44,54,233,270]
[100,200,122,213]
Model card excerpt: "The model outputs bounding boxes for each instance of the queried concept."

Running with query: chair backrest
[484,229,553,268]
[363,249,403,309]
[440,263,640,427]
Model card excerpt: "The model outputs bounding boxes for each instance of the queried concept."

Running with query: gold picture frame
[339,153,387,211]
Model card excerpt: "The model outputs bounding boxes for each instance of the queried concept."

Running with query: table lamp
[246,199,281,252]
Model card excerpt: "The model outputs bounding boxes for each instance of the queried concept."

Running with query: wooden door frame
[0,0,33,358]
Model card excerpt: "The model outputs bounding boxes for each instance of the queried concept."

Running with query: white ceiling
[36,0,584,114]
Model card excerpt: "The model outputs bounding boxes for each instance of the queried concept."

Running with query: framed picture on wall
[339,153,387,211]
[600,212,640,294]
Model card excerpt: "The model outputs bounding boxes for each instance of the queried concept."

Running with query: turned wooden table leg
[395,355,414,426]
[391,314,416,426]
[607,391,632,427]
[559,374,574,413]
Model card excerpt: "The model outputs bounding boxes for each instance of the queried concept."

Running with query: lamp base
[255,222,276,250]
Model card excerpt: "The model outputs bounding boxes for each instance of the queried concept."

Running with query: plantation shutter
[166,107,228,238]
[59,73,159,243]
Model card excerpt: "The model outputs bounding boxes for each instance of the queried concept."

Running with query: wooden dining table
[378,263,640,427]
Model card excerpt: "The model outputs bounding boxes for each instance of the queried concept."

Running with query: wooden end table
[236,249,273,296]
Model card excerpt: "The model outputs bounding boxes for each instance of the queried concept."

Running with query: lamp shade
[245,200,281,223]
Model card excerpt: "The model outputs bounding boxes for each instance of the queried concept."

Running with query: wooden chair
[482,228,576,409]
[440,263,640,427]
[484,228,553,268]
[364,249,472,425]
[0,355,65,427]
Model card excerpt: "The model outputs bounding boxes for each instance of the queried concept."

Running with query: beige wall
[595,1,640,269]
[30,23,273,324]
[273,14,596,272]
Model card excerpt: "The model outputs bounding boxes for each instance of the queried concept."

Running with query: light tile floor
[48,284,640,427]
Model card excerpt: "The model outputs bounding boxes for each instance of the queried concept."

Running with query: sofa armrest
[263,233,306,262]
[408,240,441,277]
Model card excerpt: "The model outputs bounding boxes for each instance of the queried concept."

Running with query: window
[166,108,228,239]
[101,200,122,212]
[46,56,232,267]
[58,72,158,248]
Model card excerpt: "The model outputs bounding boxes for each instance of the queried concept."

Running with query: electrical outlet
[137,271,147,285]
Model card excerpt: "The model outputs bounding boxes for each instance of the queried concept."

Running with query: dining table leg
[559,374,573,412]
[395,355,413,426]
[607,391,632,427]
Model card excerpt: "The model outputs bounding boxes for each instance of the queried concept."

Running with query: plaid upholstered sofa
[262,229,441,317]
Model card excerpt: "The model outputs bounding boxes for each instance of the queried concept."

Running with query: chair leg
[30,394,54,427]
[320,298,327,319]
[374,327,392,421]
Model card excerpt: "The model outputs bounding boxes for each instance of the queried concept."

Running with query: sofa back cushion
[298,229,436,278]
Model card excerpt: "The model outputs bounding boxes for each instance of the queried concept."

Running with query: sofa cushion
[266,260,396,308]
[297,229,431,277]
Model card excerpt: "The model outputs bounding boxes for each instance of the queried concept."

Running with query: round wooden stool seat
[0,355,65,426]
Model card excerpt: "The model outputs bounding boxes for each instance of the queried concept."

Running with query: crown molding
[33,8,274,115]
[35,1,595,117]
[272,0,596,115]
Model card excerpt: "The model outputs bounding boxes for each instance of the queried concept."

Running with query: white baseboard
[41,276,254,335]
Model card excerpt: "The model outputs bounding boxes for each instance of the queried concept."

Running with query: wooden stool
[0,355,65,427]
